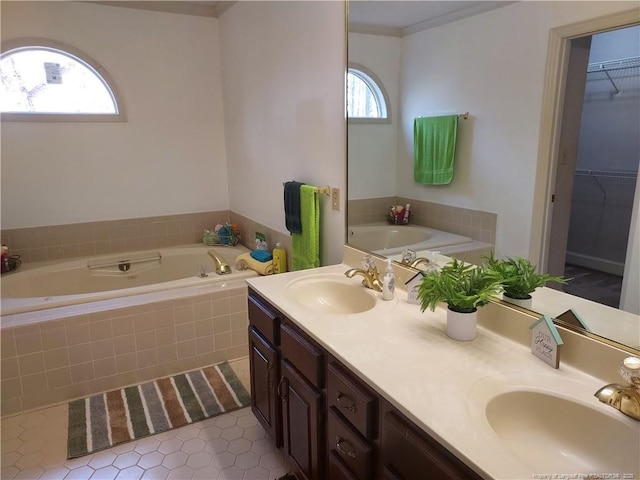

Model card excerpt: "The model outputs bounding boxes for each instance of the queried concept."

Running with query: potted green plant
[417,257,503,341]
[485,253,567,309]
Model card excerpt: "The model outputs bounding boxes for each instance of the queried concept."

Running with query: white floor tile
[1,357,290,480]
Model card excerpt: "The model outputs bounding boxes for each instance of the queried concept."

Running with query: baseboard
[565,252,624,276]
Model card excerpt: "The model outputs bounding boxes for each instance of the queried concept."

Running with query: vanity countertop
[246,263,639,480]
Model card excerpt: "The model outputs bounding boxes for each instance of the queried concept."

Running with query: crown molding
[350,1,518,38]
[85,1,236,18]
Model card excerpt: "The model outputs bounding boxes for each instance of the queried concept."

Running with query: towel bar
[282,182,331,196]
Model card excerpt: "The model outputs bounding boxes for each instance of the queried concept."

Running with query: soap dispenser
[382,258,395,301]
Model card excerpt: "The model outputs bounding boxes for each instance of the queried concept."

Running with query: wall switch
[332,188,340,211]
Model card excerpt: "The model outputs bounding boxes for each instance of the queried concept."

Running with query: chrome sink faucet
[594,356,640,421]
[345,255,383,292]
[207,249,232,275]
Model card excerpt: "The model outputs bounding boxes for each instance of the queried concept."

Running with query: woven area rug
[67,361,250,459]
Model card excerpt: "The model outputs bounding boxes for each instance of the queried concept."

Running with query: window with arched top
[347,64,391,123]
[1,39,125,121]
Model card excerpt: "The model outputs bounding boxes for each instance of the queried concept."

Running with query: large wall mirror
[346,1,640,352]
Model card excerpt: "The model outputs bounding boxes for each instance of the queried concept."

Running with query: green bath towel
[292,185,320,271]
[414,115,458,185]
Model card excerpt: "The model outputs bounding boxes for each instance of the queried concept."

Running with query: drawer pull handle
[336,391,357,413]
[335,435,357,459]
[277,377,288,401]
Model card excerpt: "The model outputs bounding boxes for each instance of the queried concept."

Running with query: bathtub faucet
[207,249,232,275]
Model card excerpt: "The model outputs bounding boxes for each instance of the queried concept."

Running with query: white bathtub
[1,244,257,316]
[348,222,473,256]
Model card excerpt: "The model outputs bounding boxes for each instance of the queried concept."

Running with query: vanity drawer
[327,407,374,480]
[327,361,377,439]
[280,322,324,389]
[329,451,359,480]
[248,289,280,346]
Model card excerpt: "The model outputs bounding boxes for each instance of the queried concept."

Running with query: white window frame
[1,38,126,122]
[347,63,391,124]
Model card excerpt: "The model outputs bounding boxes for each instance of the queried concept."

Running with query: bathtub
[1,243,259,416]
[348,222,473,256]
[1,244,257,316]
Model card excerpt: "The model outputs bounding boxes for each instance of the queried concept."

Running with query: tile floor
[1,357,291,480]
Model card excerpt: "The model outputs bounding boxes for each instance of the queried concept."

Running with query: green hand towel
[414,115,458,185]
[292,185,320,271]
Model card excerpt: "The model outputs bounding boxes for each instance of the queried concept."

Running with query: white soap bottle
[382,258,395,301]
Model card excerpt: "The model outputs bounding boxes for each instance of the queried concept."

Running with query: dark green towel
[414,115,458,185]
[284,181,305,234]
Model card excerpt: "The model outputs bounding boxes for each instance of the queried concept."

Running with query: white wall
[219,1,346,265]
[395,1,638,257]
[1,2,227,228]
[348,33,401,200]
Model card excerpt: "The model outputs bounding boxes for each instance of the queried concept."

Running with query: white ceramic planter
[502,294,533,310]
[446,308,478,341]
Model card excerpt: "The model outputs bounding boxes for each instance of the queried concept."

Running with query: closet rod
[600,65,620,95]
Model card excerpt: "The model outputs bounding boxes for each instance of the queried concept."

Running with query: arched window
[1,39,125,121]
[347,64,390,123]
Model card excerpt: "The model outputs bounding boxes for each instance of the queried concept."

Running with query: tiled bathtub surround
[229,212,293,271]
[0,211,230,264]
[348,197,497,244]
[0,286,250,417]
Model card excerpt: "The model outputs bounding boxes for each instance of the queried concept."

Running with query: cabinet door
[381,409,482,480]
[249,326,281,447]
[280,360,324,480]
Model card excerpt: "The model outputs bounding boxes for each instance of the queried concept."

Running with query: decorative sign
[405,271,425,305]
[530,315,563,369]
[555,308,590,331]
[44,62,62,84]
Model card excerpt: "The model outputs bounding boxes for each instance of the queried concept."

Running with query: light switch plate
[332,188,340,211]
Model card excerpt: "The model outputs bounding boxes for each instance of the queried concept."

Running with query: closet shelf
[587,55,640,75]
[586,56,639,94]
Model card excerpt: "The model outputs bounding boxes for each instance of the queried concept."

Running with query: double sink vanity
[246,246,640,480]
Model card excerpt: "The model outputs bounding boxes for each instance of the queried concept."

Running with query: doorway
[547,25,640,311]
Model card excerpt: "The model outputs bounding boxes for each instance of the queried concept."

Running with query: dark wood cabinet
[247,287,482,480]
[280,359,324,480]
[247,290,282,447]
[248,326,281,447]
[380,401,482,480]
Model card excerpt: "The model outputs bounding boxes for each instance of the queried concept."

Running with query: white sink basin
[285,274,377,314]
[467,372,640,475]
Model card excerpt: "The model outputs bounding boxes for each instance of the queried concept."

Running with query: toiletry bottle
[273,243,287,274]
[382,258,395,301]
[403,203,411,223]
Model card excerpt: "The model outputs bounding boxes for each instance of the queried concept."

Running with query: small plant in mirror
[484,252,567,300]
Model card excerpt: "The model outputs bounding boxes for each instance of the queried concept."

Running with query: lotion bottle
[382,258,395,301]
[272,243,287,274]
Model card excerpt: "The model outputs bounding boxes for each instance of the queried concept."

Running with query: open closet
[563,25,639,309]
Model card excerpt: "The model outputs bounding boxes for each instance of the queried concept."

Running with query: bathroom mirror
[346,1,640,352]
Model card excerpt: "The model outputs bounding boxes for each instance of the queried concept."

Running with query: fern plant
[485,253,567,300]
[418,257,503,314]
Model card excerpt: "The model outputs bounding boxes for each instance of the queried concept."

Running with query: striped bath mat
[67,361,251,458]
